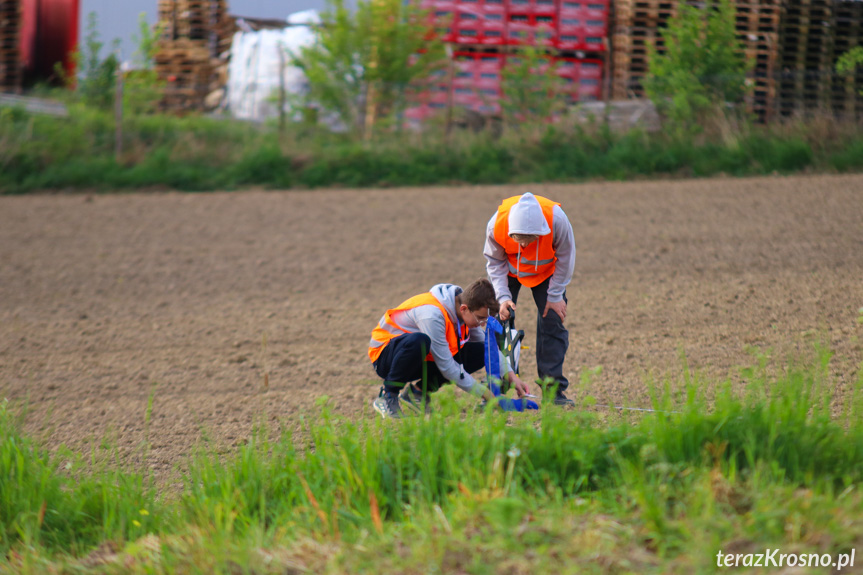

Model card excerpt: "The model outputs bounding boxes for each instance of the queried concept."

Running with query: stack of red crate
[506,0,558,48]
[556,0,609,51]
[406,51,506,121]
[406,0,609,123]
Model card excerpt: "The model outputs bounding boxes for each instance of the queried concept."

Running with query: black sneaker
[553,391,575,407]
[373,388,403,419]
[399,383,432,414]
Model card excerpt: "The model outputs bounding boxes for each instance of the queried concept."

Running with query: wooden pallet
[775,0,836,117]
[155,1,234,112]
[0,0,21,93]
[157,0,232,54]
[829,2,863,118]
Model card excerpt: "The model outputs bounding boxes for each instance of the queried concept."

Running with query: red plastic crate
[555,58,579,80]
[506,0,556,15]
[481,0,506,15]
[404,103,438,121]
[451,6,507,45]
[555,1,608,51]
[428,87,450,107]
[476,53,504,76]
[420,0,456,11]
[552,57,603,101]
[451,52,503,89]
[506,13,556,47]
[533,0,557,15]
[423,3,456,43]
[581,14,607,50]
[582,0,609,19]
[577,59,603,100]
[556,12,581,51]
[579,58,602,80]
[559,0,582,17]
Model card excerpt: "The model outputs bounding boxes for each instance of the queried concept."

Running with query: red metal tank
[19,0,80,85]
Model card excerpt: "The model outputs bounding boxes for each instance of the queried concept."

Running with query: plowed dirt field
[2,175,862,482]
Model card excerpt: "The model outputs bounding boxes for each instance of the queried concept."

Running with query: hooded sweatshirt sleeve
[483,214,513,303]
[413,307,488,397]
[548,205,576,303]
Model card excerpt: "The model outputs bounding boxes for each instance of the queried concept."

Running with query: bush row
[2,105,863,193]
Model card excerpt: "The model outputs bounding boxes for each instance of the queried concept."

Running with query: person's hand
[499,300,516,321]
[543,300,567,321]
[507,372,530,398]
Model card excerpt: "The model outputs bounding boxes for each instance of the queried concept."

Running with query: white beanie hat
[508,193,551,236]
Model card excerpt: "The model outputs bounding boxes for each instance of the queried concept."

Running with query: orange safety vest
[493,195,559,288]
[368,292,469,363]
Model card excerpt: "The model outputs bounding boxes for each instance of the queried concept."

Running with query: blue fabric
[484,317,538,411]
[496,397,540,412]
[484,317,505,395]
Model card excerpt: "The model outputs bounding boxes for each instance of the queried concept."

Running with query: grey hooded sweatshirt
[483,193,576,303]
[372,284,509,397]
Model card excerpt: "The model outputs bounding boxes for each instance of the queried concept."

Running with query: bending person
[483,192,576,406]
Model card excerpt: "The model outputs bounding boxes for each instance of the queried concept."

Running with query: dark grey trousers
[508,275,569,393]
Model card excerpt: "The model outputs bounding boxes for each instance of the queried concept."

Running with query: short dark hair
[462,278,499,316]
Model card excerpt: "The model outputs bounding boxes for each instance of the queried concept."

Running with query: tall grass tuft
[0,399,167,556]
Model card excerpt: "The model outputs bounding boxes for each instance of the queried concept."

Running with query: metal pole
[278,42,286,140]
[115,62,123,161]
[444,44,454,143]
[209,0,219,58]
[603,1,614,127]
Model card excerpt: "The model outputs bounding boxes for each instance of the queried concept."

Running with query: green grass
[2,104,863,193]
[2,347,863,573]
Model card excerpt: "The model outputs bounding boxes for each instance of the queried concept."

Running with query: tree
[645,0,747,133]
[290,0,446,138]
[500,47,566,129]
[124,13,166,115]
[836,47,863,95]
[77,12,121,110]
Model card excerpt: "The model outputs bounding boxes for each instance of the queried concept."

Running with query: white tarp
[226,10,320,121]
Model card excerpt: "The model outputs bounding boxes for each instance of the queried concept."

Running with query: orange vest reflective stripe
[493,195,559,288]
[368,292,469,363]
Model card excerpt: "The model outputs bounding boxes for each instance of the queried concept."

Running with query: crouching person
[369,279,529,419]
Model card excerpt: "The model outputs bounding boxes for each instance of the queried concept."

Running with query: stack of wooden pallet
[829,0,863,119]
[737,0,782,122]
[611,0,782,121]
[0,0,21,94]
[611,0,677,100]
[777,0,832,117]
[155,0,235,113]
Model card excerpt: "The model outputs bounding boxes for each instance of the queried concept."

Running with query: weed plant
[2,348,863,572]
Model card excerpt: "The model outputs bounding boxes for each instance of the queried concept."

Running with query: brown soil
[2,175,862,483]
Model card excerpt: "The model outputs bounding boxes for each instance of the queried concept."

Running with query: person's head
[508,193,551,247]
[456,278,499,328]
[510,233,540,248]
